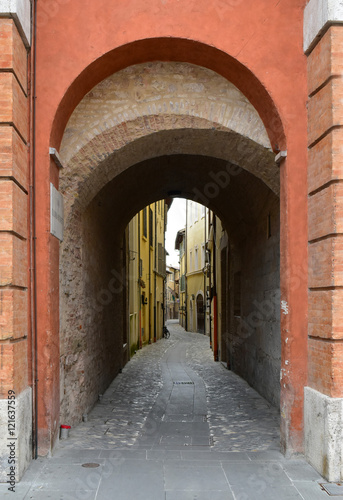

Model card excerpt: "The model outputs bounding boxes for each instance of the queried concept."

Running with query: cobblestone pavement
[182,324,280,452]
[54,328,172,451]
[2,321,340,499]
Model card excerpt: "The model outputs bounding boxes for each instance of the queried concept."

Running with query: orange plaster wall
[34,0,309,455]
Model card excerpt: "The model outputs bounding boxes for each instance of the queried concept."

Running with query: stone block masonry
[0,7,31,484]
[228,188,281,409]
[305,387,343,482]
[0,388,32,482]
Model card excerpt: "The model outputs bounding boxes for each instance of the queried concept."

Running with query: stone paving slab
[165,492,235,500]
[229,484,304,500]
[164,463,231,491]
[1,321,340,499]
[29,463,102,492]
[181,450,250,461]
[283,459,324,482]
[222,461,294,486]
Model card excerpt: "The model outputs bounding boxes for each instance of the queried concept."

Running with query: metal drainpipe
[154,202,157,342]
[148,206,151,343]
[162,201,166,328]
[126,229,130,361]
[212,216,218,361]
[30,0,38,460]
[209,210,212,350]
[204,207,206,336]
[185,201,188,332]
[138,213,142,349]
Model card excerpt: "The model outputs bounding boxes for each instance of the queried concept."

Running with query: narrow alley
[2,323,334,499]
[5,0,343,488]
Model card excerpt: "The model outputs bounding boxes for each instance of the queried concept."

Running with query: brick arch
[61,123,278,223]
[59,62,278,222]
[51,38,285,153]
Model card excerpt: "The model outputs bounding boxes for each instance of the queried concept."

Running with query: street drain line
[173,382,194,385]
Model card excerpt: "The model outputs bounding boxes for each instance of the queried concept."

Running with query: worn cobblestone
[4,322,329,499]
[58,333,178,450]
[57,321,280,454]
[183,325,280,452]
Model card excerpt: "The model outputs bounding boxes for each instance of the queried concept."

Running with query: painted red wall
[34,0,308,454]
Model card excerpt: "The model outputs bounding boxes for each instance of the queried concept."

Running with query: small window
[143,208,147,238]
[158,243,166,275]
[201,244,205,268]
[194,203,198,223]
[149,208,153,246]
[180,274,185,292]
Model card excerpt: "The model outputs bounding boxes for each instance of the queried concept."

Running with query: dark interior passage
[196,295,205,334]
[60,154,280,426]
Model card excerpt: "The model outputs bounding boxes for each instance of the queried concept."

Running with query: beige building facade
[175,229,186,329]
[166,266,180,320]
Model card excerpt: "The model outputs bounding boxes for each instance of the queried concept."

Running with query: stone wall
[60,193,125,426]
[228,186,281,408]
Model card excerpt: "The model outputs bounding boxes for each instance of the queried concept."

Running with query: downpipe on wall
[212,216,218,361]
[29,0,39,460]
[154,202,157,342]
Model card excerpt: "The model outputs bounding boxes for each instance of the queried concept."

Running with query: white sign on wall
[50,183,64,242]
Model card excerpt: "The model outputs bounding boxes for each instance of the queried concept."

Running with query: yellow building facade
[166,266,180,320]
[185,201,210,334]
[175,201,229,363]
[127,200,168,356]
[175,229,186,329]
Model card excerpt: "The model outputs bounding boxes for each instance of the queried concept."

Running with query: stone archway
[59,62,278,222]
[34,30,308,460]
[57,61,282,428]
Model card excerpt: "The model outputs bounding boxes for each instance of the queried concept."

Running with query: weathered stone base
[304,386,343,481]
[0,387,32,482]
